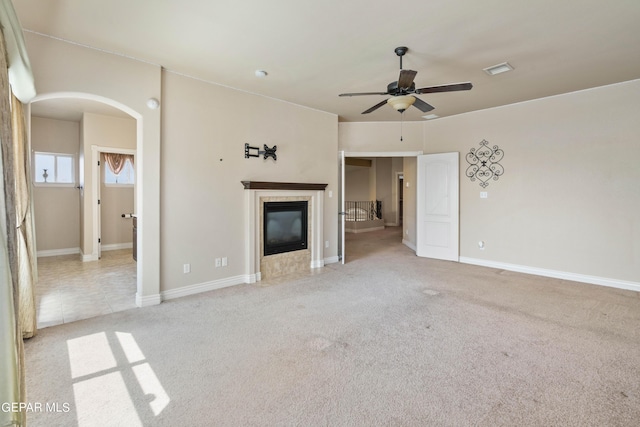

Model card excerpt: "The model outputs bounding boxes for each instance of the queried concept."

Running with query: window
[104,156,135,185]
[33,152,75,185]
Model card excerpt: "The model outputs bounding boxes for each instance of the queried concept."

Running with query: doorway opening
[339,151,421,263]
[93,147,136,260]
[29,93,141,327]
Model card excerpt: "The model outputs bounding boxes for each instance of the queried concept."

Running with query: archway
[28,92,145,315]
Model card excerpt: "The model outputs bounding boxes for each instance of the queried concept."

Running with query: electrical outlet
[215,258,221,268]
[222,257,228,267]
[183,263,191,274]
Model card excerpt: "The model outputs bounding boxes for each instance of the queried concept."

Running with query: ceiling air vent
[483,62,514,76]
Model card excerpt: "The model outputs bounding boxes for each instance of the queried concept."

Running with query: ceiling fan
[339,46,473,115]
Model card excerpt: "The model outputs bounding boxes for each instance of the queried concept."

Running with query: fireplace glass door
[263,201,308,256]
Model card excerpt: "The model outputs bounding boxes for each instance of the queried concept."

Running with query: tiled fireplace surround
[243,181,327,281]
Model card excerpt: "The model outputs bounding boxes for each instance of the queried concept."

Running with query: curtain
[0,25,25,427]
[103,152,133,175]
[0,1,37,424]
[12,93,37,339]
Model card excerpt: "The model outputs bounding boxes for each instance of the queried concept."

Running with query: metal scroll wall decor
[465,139,504,188]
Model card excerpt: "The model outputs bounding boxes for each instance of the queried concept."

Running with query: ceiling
[14,0,640,123]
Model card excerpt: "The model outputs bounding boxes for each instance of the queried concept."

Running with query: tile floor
[36,249,137,328]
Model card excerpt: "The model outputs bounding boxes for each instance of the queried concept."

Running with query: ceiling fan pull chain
[400,113,404,141]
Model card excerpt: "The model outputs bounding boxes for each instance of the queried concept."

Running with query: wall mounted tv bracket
[245,143,277,161]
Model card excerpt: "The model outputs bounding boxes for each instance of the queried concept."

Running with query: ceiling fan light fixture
[483,62,513,76]
[387,95,415,112]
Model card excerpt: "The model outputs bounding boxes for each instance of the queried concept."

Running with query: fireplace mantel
[241,181,327,191]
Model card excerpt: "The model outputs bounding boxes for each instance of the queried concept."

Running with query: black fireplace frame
[263,201,308,256]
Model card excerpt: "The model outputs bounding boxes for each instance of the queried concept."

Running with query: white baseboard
[102,242,133,251]
[324,256,340,264]
[459,257,640,293]
[79,243,132,262]
[161,275,247,301]
[37,247,80,258]
[136,293,161,307]
[346,226,385,234]
[403,239,417,252]
[245,273,260,284]
[82,252,98,262]
[310,259,325,268]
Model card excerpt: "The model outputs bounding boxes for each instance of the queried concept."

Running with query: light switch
[480,192,488,199]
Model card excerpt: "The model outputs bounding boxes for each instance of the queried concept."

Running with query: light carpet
[24,227,640,426]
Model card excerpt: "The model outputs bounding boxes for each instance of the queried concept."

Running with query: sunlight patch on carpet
[66,331,170,424]
[67,332,116,379]
[132,363,170,416]
[73,372,142,426]
[116,332,146,363]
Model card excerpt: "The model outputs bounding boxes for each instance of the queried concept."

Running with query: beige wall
[25,32,162,301]
[160,71,338,291]
[375,158,391,219]
[377,157,406,226]
[31,114,137,253]
[31,117,80,253]
[339,121,423,152]
[337,80,639,285]
[345,166,370,200]
[26,32,338,301]
[390,157,404,226]
[82,114,136,252]
[424,80,640,283]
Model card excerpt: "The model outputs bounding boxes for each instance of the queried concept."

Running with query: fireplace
[263,201,308,256]
[243,181,327,281]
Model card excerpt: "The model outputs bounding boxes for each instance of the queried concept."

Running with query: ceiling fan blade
[362,99,389,114]
[397,69,417,89]
[412,96,435,113]
[415,82,473,94]
[339,91,389,97]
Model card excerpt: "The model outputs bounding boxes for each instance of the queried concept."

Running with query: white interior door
[416,152,459,261]
[338,151,345,264]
